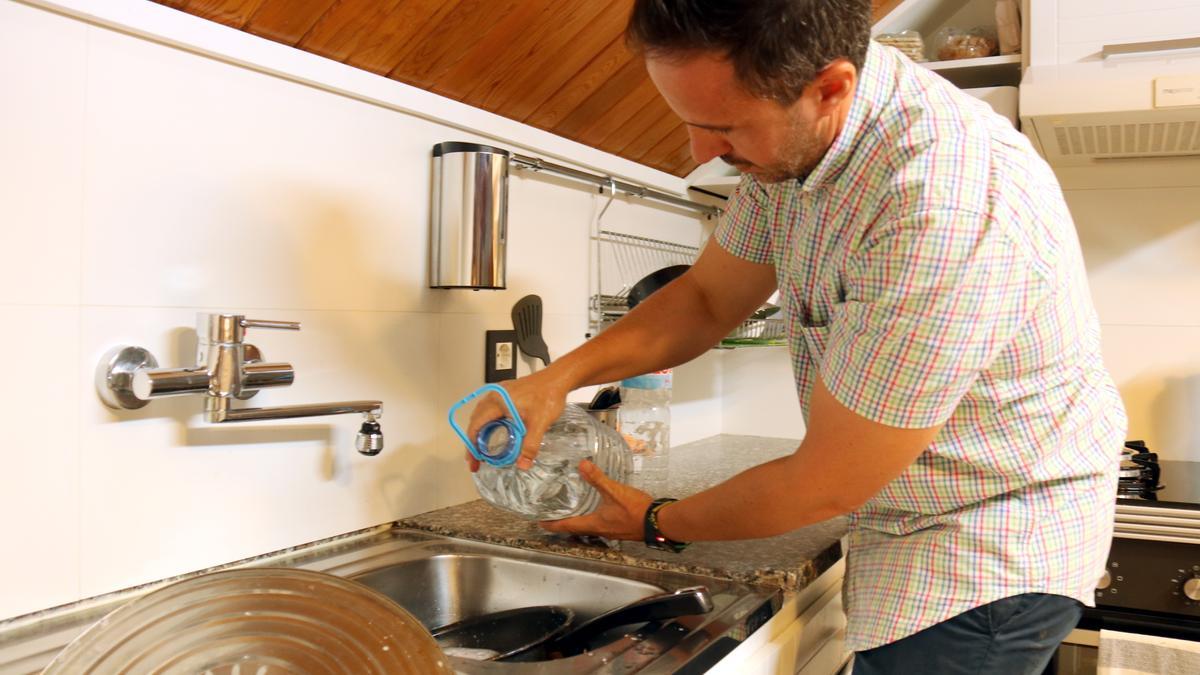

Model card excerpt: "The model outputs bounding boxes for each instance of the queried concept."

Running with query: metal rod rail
[510,153,721,218]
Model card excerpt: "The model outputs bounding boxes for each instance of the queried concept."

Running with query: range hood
[1020,38,1200,169]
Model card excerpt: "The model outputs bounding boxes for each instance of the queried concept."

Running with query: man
[468,1,1127,672]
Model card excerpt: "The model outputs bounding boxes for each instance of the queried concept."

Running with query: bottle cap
[448,384,527,467]
[620,371,672,390]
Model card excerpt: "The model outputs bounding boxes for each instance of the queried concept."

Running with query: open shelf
[923,53,1021,88]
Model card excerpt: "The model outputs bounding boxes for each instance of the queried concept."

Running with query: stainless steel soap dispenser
[429,141,509,289]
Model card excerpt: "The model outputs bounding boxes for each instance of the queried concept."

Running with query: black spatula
[512,295,551,366]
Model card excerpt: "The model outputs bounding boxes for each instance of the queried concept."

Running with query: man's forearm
[655,445,850,542]
[654,377,941,542]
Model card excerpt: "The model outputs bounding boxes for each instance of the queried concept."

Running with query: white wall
[720,349,806,439]
[0,0,717,620]
[1068,186,1200,462]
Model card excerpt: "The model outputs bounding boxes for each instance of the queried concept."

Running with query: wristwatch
[643,498,689,553]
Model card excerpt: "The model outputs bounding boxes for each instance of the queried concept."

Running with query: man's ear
[810,59,858,115]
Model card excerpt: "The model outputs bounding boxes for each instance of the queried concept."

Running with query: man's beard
[723,117,825,184]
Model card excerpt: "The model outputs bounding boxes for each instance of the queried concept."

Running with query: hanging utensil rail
[511,153,721,218]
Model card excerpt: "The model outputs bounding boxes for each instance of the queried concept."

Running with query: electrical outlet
[485,330,518,383]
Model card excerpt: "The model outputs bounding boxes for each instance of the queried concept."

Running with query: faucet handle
[242,319,301,331]
[199,313,301,344]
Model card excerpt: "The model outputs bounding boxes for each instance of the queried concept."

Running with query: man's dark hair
[626,0,873,104]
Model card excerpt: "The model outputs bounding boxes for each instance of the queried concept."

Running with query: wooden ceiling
[153,0,899,178]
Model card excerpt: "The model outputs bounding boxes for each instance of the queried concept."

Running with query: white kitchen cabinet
[1030,0,1200,67]
[710,558,850,674]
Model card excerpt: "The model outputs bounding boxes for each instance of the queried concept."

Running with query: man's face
[646,52,841,184]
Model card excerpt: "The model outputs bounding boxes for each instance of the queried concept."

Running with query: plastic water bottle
[449,385,631,521]
[618,370,671,495]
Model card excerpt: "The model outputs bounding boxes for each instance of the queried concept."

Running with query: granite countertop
[401,434,846,592]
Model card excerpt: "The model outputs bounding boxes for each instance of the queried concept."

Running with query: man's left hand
[539,460,653,541]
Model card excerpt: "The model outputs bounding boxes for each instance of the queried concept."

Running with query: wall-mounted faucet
[96,313,384,455]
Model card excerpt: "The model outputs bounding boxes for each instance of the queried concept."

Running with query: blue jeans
[852,593,1082,674]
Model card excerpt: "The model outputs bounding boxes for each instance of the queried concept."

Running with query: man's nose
[689,128,731,165]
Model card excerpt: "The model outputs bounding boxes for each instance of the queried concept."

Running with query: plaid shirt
[716,43,1127,651]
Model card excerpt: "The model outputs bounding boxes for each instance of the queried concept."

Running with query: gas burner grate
[1118,440,1163,499]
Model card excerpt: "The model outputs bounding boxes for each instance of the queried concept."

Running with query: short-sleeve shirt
[716,42,1127,651]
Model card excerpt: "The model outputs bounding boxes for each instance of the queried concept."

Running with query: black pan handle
[548,586,714,656]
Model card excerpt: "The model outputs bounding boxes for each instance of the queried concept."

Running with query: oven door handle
[1079,607,1200,641]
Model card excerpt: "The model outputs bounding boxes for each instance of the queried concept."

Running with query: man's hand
[465,369,570,471]
[539,460,653,540]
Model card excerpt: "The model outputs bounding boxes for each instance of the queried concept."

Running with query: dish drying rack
[589,230,785,347]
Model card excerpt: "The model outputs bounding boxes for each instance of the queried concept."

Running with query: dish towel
[1098,628,1200,675]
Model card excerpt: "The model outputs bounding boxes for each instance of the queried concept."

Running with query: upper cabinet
[1027,0,1200,68]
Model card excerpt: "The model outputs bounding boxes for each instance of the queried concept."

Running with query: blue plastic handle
[447,384,527,467]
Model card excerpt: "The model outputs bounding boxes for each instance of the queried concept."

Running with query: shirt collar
[780,41,896,194]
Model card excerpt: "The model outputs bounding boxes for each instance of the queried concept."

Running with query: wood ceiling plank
[177,0,267,28]
[464,1,613,112]
[487,1,632,122]
[430,0,558,101]
[665,142,699,177]
[612,103,678,160]
[242,0,338,45]
[387,0,523,90]
[523,36,632,130]
[552,55,646,139]
[872,0,905,21]
[339,0,459,75]
[575,76,659,150]
[296,0,414,63]
[592,91,667,155]
[638,123,690,167]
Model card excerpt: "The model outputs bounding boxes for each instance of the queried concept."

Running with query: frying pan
[627,264,690,309]
[431,586,713,662]
[431,605,574,661]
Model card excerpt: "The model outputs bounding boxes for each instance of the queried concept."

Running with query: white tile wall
[0,307,81,619]
[720,348,805,440]
[1099,325,1200,461]
[80,26,441,313]
[0,0,84,306]
[0,1,715,619]
[1068,187,1200,462]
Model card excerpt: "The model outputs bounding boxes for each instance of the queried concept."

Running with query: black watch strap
[643,498,689,553]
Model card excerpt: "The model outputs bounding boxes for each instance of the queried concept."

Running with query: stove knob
[1184,575,1200,602]
[1096,571,1112,590]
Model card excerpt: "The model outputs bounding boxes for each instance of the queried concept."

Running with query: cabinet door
[1036,0,1200,65]
[733,585,849,674]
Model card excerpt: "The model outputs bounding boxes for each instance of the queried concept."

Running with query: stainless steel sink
[308,530,781,673]
[0,526,781,674]
[350,553,664,629]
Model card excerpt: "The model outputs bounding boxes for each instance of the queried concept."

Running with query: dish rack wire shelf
[589,229,785,347]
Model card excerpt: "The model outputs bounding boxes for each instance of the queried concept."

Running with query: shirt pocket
[792,321,829,361]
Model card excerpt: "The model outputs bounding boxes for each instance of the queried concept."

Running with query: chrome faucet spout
[205,398,383,423]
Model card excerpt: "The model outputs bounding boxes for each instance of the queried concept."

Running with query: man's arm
[541,374,941,541]
[467,242,777,468]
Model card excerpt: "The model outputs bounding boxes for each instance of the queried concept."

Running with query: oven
[1051,442,1200,674]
